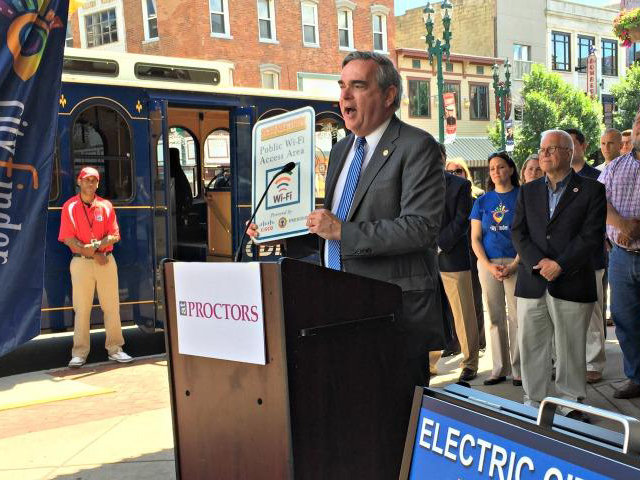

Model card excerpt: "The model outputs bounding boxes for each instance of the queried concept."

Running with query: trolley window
[62,57,118,76]
[135,63,220,84]
[167,127,199,197]
[72,105,133,202]
[315,115,346,202]
[203,129,230,189]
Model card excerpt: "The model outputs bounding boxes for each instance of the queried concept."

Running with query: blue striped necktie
[327,136,367,270]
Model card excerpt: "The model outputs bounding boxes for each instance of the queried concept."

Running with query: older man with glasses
[512,130,606,422]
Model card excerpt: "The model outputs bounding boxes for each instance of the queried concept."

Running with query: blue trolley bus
[43,48,346,333]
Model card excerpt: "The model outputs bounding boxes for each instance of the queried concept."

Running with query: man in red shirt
[58,167,132,368]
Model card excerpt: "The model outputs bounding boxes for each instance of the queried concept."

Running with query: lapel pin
[383,149,389,157]
[573,187,579,193]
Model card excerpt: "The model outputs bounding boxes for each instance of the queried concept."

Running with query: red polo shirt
[58,194,119,253]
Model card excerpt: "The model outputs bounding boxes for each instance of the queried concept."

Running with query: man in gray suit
[306,51,448,388]
[249,52,448,389]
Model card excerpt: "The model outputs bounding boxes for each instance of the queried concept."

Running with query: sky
[395,0,615,16]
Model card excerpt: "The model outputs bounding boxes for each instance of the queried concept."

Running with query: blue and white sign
[252,107,315,243]
[406,393,640,479]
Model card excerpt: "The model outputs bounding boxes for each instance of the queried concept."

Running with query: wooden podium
[163,258,410,479]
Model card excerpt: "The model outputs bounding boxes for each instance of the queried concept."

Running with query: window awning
[444,137,497,167]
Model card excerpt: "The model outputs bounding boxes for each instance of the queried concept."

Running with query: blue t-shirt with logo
[469,188,519,260]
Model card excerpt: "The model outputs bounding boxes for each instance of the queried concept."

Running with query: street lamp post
[492,60,512,151]
[423,1,453,144]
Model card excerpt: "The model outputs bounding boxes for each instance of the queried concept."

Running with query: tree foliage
[489,64,603,167]
[610,63,640,131]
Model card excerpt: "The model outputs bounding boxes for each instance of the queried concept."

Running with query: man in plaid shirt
[598,111,640,399]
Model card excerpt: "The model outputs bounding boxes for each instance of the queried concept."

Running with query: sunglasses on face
[447,168,465,175]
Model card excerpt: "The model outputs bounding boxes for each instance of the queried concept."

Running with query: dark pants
[609,247,640,383]
[470,251,486,349]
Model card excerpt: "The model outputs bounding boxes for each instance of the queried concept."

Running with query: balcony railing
[512,60,532,80]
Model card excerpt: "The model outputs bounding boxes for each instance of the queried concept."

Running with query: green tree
[610,63,640,131]
[488,64,603,167]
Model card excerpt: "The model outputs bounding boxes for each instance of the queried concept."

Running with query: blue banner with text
[408,395,640,479]
[0,0,69,356]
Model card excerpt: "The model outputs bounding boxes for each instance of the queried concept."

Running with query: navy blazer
[438,173,472,272]
[511,172,606,303]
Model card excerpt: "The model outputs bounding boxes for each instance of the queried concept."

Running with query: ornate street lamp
[423,1,453,144]
[492,60,512,151]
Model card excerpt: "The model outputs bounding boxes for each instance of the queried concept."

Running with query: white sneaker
[68,356,86,368]
[108,351,133,363]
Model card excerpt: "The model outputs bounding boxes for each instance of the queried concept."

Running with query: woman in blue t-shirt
[470,152,521,387]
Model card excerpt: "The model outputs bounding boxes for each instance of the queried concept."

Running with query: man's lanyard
[81,201,96,241]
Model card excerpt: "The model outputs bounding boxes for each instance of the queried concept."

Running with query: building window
[577,35,594,73]
[602,39,618,76]
[408,79,430,118]
[72,105,133,201]
[445,62,453,72]
[301,1,319,46]
[372,14,387,52]
[258,0,276,42]
[65,18,74,47]
[262,71,278,89]
[443,82,461,120]
[476,66,484,75]
[337,9,354,50]
[412,59,421,69]
[210,0,230,37]
[470,84,489,120]
[514,44,531,62]
[513,44,532,79]
[85,9,118,47]
[260,64,281,89]
[627,42,640,67]
[142,0,158,41]
[551,31,571,72]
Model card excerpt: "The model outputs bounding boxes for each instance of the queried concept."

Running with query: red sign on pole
[587,53,597,99]
[494,84,512,120]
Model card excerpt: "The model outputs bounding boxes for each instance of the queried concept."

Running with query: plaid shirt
[598,150,640,250]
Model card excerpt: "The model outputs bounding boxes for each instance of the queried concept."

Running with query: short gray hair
[342,51,403,110]
[541,129,574,153]
[602,128,621,141]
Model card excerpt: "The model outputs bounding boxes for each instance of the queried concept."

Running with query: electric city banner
[252,106,315,243]
[0,0,70,356]
[404,392,640,479]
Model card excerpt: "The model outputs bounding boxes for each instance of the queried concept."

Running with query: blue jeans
[609,246,640,383]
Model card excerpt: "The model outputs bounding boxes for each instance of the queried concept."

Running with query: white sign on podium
[173,262,266,365]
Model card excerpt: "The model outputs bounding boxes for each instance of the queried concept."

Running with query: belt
[73,252,112,259]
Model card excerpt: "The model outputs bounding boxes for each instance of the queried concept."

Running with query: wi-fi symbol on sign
[275,175,291,192]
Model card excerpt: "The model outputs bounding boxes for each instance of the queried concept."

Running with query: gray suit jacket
[323,115,450,355]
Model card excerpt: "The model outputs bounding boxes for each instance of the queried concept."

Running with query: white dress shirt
[323,117,392,266]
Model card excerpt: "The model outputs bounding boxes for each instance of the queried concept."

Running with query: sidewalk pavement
[0,327,638,479]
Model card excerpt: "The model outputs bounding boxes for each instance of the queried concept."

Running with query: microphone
[234,162,297,262]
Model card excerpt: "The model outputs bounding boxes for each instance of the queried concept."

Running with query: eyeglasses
[446,168,465,175]
[538,146,570,156]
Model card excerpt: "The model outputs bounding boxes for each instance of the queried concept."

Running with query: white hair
[541,129,574,154]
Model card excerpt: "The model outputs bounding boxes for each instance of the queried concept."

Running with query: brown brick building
[66,0,395,91]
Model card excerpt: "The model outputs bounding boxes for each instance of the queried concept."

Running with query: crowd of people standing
[434,119,640,420]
